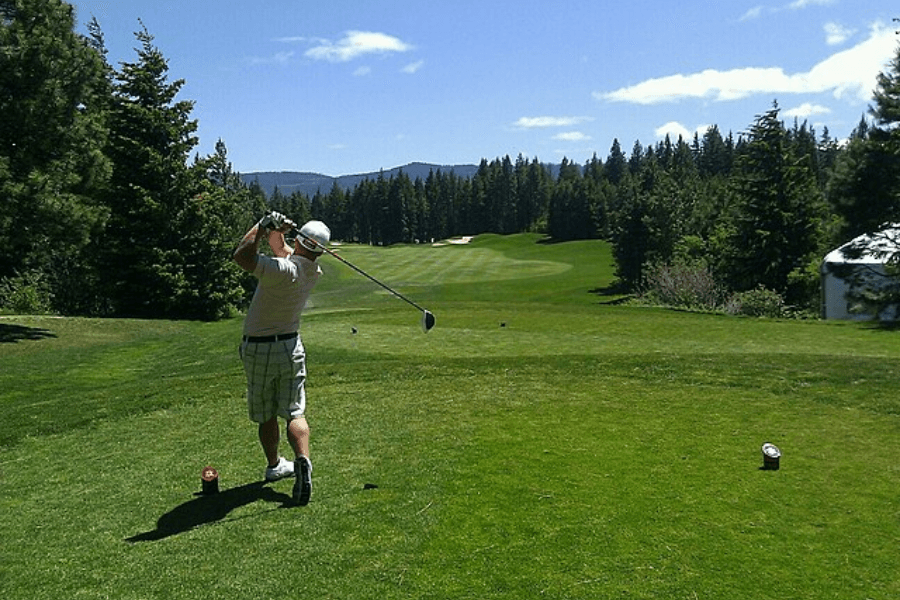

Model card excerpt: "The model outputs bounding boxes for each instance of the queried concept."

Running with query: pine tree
[871,26,900,129]
[828,26,900,240]
[697,125,731,177]
[609,172,646,288]
[353,178,376,244]
[816,127,840,189]
[287,190,312,226]
[0,0,111,312]
[172,152,261,320]
[605,139,627,186]
[628,140,645,176]
[424,170,446,242]
[412,175,428,242]
[520,158,551,233]
[99,23,212,318]
[490,155,516,234]
[385,171,413,244]
[717,103,825,303]
[468,160,491,234]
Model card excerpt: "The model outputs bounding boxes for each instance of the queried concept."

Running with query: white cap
[298,220,330,253]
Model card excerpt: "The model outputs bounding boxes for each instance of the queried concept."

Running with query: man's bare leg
[288,417,312,505]
[287,417,310,460]
[259,417,280,467]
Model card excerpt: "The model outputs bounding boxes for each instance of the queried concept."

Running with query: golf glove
[259,211,295,232]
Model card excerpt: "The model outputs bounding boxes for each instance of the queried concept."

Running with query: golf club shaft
[299,233,428,314]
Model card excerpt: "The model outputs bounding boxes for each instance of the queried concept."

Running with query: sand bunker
[433,236,474,247]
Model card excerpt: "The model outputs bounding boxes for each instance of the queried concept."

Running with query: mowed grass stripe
[304,302,900,361]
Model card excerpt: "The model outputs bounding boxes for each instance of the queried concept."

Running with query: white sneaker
[264,457,295,482]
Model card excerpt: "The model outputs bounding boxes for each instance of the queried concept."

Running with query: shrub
[724,285,785,318]
[786,258,825,312]
[639,260,726,311]
[0,270,55,314]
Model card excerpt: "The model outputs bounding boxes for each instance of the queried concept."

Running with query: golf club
[294,229,436,333]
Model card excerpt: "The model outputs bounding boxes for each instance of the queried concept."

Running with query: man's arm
[234,212,295,271]
[233,222,267,273]
[268,228,294,258]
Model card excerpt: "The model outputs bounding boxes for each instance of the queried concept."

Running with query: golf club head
[422,310,436,333]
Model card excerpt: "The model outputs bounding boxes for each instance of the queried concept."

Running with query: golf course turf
[1,233,898,599]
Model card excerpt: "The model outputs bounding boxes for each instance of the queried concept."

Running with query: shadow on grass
[589,281,633,305]
[0,323,57,343]
[861,320,900,332]
[535,236,563,245]
[126,481,293,543]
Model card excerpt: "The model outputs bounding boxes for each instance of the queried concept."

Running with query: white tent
[820,225,900,320]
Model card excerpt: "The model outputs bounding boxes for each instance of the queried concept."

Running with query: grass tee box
[1,234,899,600]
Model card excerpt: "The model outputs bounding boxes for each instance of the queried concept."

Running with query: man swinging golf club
[233,211,331,506]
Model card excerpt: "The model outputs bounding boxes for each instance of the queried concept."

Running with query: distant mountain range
[240,162,480,198]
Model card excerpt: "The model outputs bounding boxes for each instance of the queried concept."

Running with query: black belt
[243,331,298,343]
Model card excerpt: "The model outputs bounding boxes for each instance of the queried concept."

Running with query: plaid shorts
[239,337,307,423]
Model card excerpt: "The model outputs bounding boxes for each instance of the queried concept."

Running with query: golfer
[233,212,330,506]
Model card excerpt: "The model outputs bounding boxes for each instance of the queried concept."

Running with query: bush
[0,270,55,314]
[639,260,726,311]
[724,285,785,318]
[786,259,824,312]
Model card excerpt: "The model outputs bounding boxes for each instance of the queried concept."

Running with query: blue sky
[68,0,898,176]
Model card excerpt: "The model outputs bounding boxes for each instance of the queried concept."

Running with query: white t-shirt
[243,254,322,337]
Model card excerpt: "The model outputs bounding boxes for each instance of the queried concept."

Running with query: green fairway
[1,234,898,599]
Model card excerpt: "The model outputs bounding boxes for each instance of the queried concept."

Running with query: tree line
[272,91,898,313]
[2,0,899,320]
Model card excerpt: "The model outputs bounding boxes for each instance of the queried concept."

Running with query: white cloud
[654,122,710,141]
[553,131,592,142]
[742,0,836,21]
[783,102,832,118]
[514,116,594,128]
[353,66,372,77]
[824,22,855,46]
[787,0,835,9]
[402,60,425,74]
[740,5,766,21]
[655,121,691,140]
[248,51,295,66]
[598,66,805,104]
[597,23,895,105]
[305,31,413,62]
[809,23,896,100]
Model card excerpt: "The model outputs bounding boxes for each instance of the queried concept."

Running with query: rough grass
[1,234,899,600]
